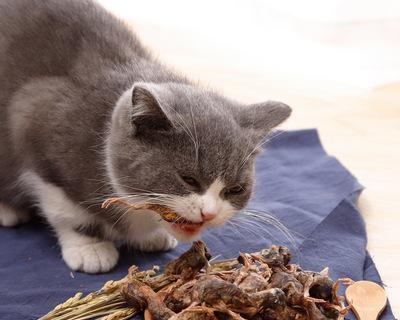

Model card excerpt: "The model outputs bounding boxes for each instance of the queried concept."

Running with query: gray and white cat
[0,0,291,273]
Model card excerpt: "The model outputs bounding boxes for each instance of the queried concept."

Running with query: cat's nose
[201,211,216,222]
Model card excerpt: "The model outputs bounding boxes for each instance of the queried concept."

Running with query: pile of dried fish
[40,241,350,320]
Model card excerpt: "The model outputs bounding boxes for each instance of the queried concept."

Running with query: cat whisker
[188,98,200,164]
[234,208,301,258]
[226,219,261,239]
[231,216,282,244]
[170,215,186,226]
[109,207,133,232]
[225,220,248,239]
[86,177,176,199]
[238,130,286,170]
[239,210,295,242]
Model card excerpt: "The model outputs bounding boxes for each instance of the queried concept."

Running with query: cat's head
[106,82,291,241]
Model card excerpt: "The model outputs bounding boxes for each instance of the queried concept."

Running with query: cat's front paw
[62,241,119,273]
[133,230,178,252]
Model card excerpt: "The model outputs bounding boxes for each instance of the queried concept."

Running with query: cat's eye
[224,185,246,196]
[181,176,201,189]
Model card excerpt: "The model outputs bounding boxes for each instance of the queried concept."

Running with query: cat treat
[102,198,182,224]
[40,241,351,320]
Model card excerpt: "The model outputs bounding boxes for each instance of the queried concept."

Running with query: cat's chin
[166,223,204,241]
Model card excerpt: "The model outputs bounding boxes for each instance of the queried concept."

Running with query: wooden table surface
[99,0,400,315]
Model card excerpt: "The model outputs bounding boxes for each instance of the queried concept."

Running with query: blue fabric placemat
[0,129,393,319]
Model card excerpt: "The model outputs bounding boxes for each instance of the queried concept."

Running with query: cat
[0,0,291,273]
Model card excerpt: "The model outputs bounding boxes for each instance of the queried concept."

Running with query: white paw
[0,203,30,227]
[134,230,178,252]
[62,241,119,273]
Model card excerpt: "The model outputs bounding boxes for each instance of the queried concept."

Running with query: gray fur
[0,0,291,238]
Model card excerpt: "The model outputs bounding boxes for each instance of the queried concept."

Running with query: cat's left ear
[237,101,292,138]
[130,83,174,136]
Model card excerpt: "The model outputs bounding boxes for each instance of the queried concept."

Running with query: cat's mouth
[157,212,203,238]
[170,221,203,237]
[166,214,204,237]
[166,215,202,226]
[101,198,204,237]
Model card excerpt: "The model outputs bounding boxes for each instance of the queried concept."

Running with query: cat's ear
[130,83,173,136]
[237,101,291,138]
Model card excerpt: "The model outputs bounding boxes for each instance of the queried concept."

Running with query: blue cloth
[0,129,393,319]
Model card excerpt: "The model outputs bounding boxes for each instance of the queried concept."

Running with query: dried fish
[102,198,179,223]
[165,241,211,280]
[121,242,348,320]
[40,242,349,320]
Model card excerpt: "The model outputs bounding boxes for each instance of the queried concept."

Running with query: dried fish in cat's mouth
[101,197,202,226]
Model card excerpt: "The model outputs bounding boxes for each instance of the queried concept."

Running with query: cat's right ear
[236,100,292,140]
[130,83,173,136]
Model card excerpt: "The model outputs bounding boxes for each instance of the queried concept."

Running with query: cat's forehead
[167,119,255,183]
[162,83,233,114]
[166,85,245,139]
[160,85,256,179]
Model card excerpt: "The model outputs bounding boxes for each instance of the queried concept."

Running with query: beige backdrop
[98,0,400,315]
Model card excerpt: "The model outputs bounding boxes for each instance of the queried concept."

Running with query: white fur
[107,176,235,244]
[19,171,177,271]
[12,171,233,272]
[117,208,178,251]
[20,171,119,273]
[168,178,236,228]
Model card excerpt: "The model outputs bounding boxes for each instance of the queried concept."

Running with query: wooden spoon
[345,280,387,320]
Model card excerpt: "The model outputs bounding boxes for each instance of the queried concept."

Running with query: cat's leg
[130,227,178,252]
[120,212,178,252]
[0,202,30,227]
[22,172,119,273]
